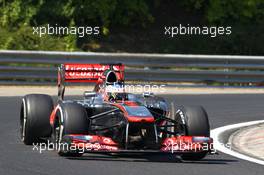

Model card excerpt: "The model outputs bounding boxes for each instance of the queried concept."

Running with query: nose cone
[123,103,155,123]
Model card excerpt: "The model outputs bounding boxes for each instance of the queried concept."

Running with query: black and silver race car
[20,63,213,160]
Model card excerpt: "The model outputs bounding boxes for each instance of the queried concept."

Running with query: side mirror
[83,91,97,98]
[142,92,154,98]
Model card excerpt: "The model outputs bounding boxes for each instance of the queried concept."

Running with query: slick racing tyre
[20,94,53,145]
[175,106,210,160]
[53,102,89,157]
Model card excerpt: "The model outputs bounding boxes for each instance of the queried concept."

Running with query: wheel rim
[52,118,61,151]
[20,99,27,142]
[20,114,25,141]
[175,110,187,135]
[55,126,60,143]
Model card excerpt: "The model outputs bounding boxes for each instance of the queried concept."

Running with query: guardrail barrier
[1,50,264,86]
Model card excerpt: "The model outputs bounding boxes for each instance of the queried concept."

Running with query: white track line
[211,120,264,165]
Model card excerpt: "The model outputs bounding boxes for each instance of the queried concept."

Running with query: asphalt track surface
[1,94,264,175]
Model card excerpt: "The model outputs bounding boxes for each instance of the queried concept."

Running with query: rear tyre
[176,106,210,161]
[20,94,53,145]
[54,103,89,157]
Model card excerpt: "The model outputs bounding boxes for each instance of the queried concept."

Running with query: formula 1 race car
[20,63,213,160]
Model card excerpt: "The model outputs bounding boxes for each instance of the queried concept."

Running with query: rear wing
[58,63,124,100]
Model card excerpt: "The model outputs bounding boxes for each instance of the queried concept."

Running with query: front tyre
[176,106,210,161]
[20,94,53,145]
[54,103,89,157]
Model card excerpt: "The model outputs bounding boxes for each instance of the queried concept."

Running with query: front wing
[60,134,213,154]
